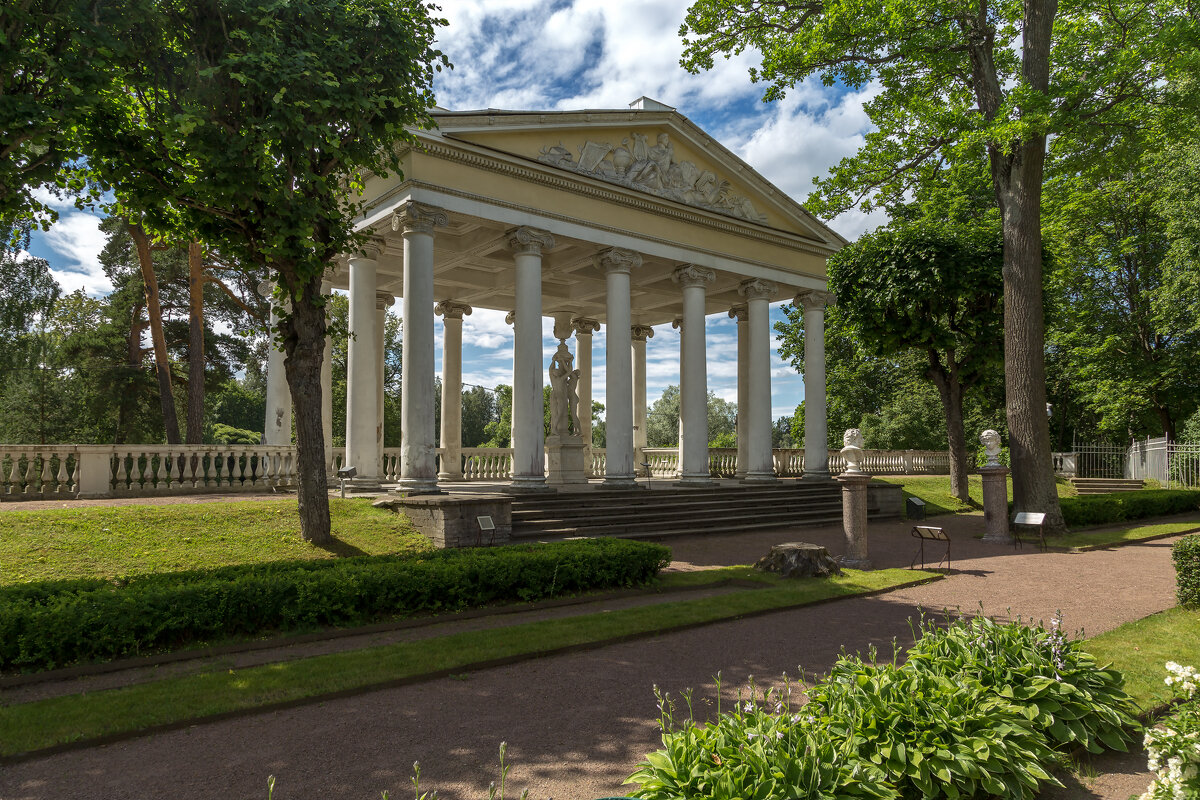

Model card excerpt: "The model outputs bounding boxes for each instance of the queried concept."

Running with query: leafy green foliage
[0,0,128,229]
[628,614,1146,800]
[0,538,671,670]
[1174,535,1200,608]
[1059,490,1200,528]
[631,681,896,800]
[645,384,737,447]
[812,657,1059,800]
[907,615,1140,754]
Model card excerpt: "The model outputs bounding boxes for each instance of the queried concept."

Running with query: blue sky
[21,0,885,423]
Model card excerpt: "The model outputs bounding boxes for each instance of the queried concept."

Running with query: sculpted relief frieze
[537,132,769,225]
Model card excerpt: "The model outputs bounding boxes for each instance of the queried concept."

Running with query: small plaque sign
[476,515,495,531]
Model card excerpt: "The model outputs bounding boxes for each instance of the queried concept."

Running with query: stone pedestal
[837,472,873,569]
[980,465,1013,544]
[546,435,587,486]
[375,493,512,548]
[754,542,843,578]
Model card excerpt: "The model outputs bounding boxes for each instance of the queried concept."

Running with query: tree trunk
[975,0,1065,533]
[278,269,331,544]
[128,222,181,445]
[186,241,205,444]
[115,301,147,444]
[927,353,971,502]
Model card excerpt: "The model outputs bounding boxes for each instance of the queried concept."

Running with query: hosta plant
[628,681,898,800]
[811,656,1061,800]
[906,612,1140,753]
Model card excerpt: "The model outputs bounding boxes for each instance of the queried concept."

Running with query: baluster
[55,453,69,493]
[265,451,277,488]
[153,451,167,491]
[24,455,38,497]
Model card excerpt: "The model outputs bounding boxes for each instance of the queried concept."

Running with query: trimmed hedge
[0,539,671,671]
[1176,534,1200,608]
[1060,489,1200,528]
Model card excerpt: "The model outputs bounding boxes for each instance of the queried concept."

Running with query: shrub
[1059,490,1200,528]
[1139,662,1200,800]
[812,657,1059,800]
[629,616,1145,800]
[1175,535,1200,608]
[0,539,670,671]
[630,681,897,800]
[906,614,1139,753]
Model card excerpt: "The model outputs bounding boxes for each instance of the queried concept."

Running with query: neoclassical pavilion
[262,97,842,493]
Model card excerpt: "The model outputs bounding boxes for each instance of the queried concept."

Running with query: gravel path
[0,513,1188,800]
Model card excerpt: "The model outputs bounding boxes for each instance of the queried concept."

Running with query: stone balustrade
[0,442,964,501]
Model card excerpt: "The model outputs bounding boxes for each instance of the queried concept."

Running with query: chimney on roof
[629,96,676,112]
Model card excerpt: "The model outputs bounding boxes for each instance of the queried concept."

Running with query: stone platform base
[374,493,512,548]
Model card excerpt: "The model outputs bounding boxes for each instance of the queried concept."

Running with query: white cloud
[37,210,112,296]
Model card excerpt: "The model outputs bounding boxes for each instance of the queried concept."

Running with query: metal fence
[1074,441,1129,479]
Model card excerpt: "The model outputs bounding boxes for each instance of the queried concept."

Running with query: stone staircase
[510,481,890,541]
[1069,478,1146,495]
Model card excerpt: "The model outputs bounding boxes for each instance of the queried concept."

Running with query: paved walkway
[0,513,1189,800]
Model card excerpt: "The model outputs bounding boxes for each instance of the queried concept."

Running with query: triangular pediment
[424,107,844,250]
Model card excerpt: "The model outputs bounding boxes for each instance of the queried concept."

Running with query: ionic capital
[728,303,749,322]
[631,325,655,342]
[392,202,448,236]
[595,247,643,275]
[375,291,395,311]
[507,226,555,255]
[505,310,516,326]
[739,278,778,302]
[572,317,600,336]
[794,288,837,312]
[671,316,684,331]
[434,300,473,320]
[672,264,716,290]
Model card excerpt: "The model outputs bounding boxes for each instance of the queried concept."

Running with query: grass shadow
[313,537,371,558]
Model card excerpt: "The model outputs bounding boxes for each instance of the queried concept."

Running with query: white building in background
[264,98,841,492]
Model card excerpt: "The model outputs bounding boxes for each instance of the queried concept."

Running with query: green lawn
[1052,520,1200,550]
[876,475,1076,516]
[1086,607,1200,711]
[0,567,936,756]
[0,498,431,585]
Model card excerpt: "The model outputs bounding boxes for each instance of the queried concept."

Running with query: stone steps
[1070,478,1145,495]
[509,482,886,541]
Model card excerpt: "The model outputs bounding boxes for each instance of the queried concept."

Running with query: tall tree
[84,0,448,542]
[680,0,1191,530]
[826,224,1005,500]
[645,385,738,447]
[1044,113,1200,441]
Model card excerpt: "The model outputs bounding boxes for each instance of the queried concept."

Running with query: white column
[320,280,334,472]
[344,250,380,489]
[631,324,653,475]
[671,316,684,475]
[598,247,642,487]
[674,265,716,485]
[573,318,599,460]
[436,301,472,480]
[796,289,836,480]
[508,227,555,491]
[376,291,394,478]
[394,202,447,494]
[741,278,778,481]
[729,304,749,479]
[262,282,293,445]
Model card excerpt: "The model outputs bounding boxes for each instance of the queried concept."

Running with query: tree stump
[754,542,843,578]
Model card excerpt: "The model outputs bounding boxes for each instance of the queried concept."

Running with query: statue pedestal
[980,465,1013,544]
[837,472,873,570]
[546,435,587,486]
